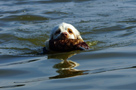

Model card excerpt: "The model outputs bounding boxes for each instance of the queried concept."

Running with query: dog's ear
[50,35,53,40]
[45,40,50,51]
[50,33,54,40]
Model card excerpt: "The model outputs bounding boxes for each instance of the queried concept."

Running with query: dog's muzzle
[60,32,68,39]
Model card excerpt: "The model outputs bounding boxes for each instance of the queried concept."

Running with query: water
[0,0,136,90]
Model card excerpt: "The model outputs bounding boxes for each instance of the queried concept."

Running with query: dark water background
[0,0,136,90]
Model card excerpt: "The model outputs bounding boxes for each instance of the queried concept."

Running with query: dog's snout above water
[61,32,68,39]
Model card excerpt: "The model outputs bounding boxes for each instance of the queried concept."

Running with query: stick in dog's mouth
[49,39,89,52]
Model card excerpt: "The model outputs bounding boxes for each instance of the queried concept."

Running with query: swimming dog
[44,22,89,52]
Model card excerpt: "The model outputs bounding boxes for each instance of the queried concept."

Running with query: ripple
[0,69,27,77]
[1,15,49,21]
[0,32,45,55]
[0,84,25,89]
[118,18,136,23]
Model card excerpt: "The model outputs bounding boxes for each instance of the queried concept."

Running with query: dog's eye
[68,28,73,34]
[55,29,60,35]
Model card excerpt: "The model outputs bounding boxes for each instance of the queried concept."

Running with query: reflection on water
[10,51,89,85]
[1,47,136,90]
[49,52,88,79]
[50,60,88,79]
[48,51,89,79]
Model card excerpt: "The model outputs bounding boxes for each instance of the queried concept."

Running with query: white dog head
[45,22,84,51]
[49,22,83,40]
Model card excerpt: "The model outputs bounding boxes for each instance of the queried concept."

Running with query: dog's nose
[61,32,68,37]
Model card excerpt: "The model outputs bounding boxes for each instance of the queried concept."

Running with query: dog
[49,22,83,40]
[44,22,89,52]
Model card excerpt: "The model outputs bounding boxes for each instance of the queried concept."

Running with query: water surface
[0,0,136,90]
